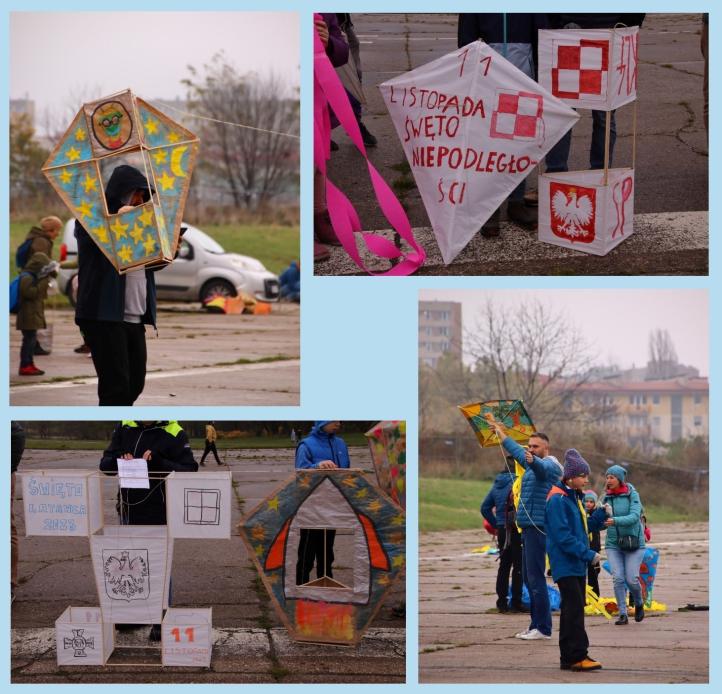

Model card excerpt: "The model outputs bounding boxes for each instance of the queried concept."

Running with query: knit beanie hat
[606,464,627,482]
[563,448,590,480]
[583,490,598,503]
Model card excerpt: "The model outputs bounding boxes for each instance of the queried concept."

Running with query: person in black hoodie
[481,462,524,612]
[75,164,159,406]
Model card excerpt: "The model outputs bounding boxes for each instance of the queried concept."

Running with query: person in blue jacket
[546,449,607,671]
[294,421,350,584]
[601,464,646,625]
[481,464,523,612]
[486,415,562,640]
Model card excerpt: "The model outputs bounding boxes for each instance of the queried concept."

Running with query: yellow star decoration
[367,500,383,513]
[92,225,109,244]
[143,234,156,255]
[117,244,133,263]
[130,224,145,244]
[58,168,73,185]
[251,525,265,541]
[158,170,176,191]
[254,545,265,557]
[110,218,129,240]
[341,476,358,488]
[74,127,86,142]
[66,146,81,162]
[392,555,405,569]
[138,207,154,227]
[167,131,180,143]
[77,200,94,220]
[81,172,98,194]
[153,149,168,165]
[145,118,159,135]
[355,488,368,500]
[391,514,405,527]
[267,496,279,512]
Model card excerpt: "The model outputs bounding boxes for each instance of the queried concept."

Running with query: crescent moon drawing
[170,146,188,178]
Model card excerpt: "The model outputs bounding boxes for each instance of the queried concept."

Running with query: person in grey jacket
[486,415,562,639]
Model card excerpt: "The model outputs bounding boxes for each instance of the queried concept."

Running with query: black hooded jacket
[99,421,198,525]
[75,165,158,326]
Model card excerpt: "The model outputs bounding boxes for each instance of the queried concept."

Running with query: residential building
[418,301,462,368]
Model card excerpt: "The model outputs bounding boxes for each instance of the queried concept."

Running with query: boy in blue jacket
[546,449,607,671]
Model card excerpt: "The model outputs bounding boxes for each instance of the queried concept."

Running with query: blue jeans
[522,527,552,636]
[606,546,645,615]
[545,110,617,172]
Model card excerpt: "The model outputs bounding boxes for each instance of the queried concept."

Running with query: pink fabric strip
[314,16,425,275]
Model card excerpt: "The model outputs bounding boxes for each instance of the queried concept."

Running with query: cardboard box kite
[42,89,199,273]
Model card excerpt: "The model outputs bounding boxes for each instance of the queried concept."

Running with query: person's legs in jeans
[606,547,630,615]
[20,330,37,367]
[590,110,617,170]
[522,527,552,635]
[557,576,589,665]
[510,528,523,607]
[623,547,645,606]
[545,128,572,173]
[495,527,510,608]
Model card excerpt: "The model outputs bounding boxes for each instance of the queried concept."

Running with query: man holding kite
[485,414,562,640]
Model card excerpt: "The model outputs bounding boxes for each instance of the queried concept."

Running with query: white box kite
[90,525,174,624]
[538,167,635,255]
[538,27,639,111]
[161,608,213,667]
[380,41,579,264]
[165,470,232,539]
[56,606,114,666]
[20,469,103,537]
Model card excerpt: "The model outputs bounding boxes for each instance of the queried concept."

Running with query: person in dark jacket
[294,421,350,584]
[486,414,562,640]
[16,252,58,376]
[545,449,607,671]
[481,464,523,612]
[11,422,26,602]
[75,164,159,406]
[458,14,549,234]
[545,14,646,173]
[584,490,602,597]
[21,216,62,261]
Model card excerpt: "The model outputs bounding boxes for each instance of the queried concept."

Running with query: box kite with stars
[42,89,199,273]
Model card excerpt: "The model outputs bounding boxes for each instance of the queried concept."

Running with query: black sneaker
[149,624,162,641]
[615,614,629,625]
[358,121,377,147]
[634,604,645,622]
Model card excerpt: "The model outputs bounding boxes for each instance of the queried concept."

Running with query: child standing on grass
[545,449,607,672]
[16,252,57,376]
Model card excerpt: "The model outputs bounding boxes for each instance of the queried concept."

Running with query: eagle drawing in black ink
[104,550,148,599]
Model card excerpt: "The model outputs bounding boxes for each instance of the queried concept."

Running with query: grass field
[10,221,298,282]
[420,477,708,533]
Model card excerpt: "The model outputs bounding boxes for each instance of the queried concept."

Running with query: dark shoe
[358,121,377,147]
[480,209,501,238]
[571,658,602,671]
[509,603,530,613]
[560,662,572,671]
[496,599,509,613]
[634,604,645,622]
[615,614,629,625]
[524,191,539,207]
[74,344,91,354]
[314,240,330,262]
[18,364,45,376]
[149,624,162,642]
[314,211,341,246]
[34,346,50,356]
[330,139,339,151]
[507,199,538,229]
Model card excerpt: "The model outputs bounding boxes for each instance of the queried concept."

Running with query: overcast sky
[10,12,299,131]
[419,289,709,375]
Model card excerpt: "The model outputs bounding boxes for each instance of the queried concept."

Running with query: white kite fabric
[380,41,579,264]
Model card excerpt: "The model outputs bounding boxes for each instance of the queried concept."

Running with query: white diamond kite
[380,41,579,264]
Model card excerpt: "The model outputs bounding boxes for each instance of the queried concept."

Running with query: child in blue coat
[546,449,607,672]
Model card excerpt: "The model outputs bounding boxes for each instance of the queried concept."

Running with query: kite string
[146,99,300,140]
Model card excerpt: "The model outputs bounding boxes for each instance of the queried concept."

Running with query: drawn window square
[184,488,221,525]
[201,505,220,524]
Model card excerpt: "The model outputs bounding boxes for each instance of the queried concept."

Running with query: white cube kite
[165,471,232,539]
[538,27,639,111]
[20,470,103,537]
[538,168,635,255]
[56,607,114,666]
[90,526,174,624]
[161,608,213,667]
[380,41,579,264]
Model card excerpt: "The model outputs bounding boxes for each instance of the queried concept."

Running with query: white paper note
[117,458,150,489]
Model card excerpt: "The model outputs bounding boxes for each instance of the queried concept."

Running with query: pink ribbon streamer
[314,15,425,275]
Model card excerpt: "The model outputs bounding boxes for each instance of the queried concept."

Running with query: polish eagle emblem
[103,550,149,600]
[551,185,596,240]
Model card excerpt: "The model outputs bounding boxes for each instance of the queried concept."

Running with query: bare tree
[647,328,679,379]
[183,53,299,209]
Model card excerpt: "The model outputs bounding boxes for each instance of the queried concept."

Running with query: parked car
[58,220,280,305]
